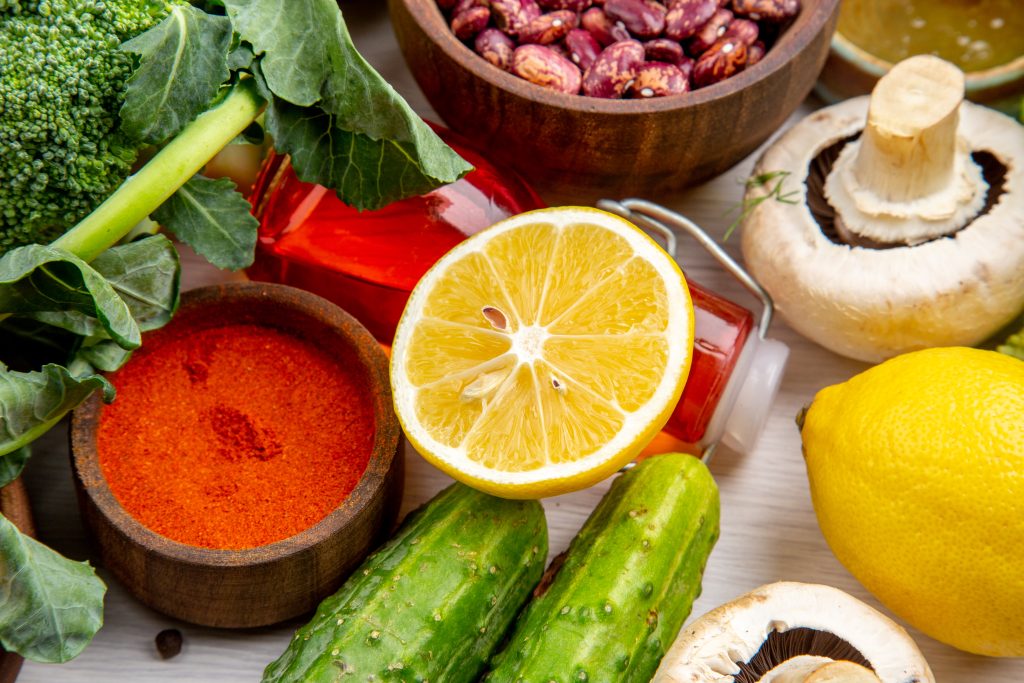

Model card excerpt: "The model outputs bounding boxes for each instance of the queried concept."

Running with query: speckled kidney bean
[538,0,593,9]
[692,36,747,86]
[732,0,799,22]
[475,28,517,69]
[747,39,766,65]
[491,0,543,37]
[437,0,796,97]
[629,61,690,96]
[643,38,686,64]
[664,0,717,40]
[512,44,583,93]
[582,39,646,98]
[604,0,667,39]
[453,0,487,13]
[566,28,603,69]
[723,17,758,45]
[581,7,631,46]
[452,6,491,40]
[520,10,578,44]
[676,53,695,80]
[687,8,733,54]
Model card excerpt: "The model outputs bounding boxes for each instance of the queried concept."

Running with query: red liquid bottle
[248,130,788,455]
[248,127,545,342]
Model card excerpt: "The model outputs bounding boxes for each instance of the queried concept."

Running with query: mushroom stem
[760,657,882,683]
[823,55,988,246]
[802,662,883,683]
[852,56,962,203]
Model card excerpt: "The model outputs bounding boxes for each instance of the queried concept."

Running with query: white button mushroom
[740,55,1024,362]
[652,582,934,683]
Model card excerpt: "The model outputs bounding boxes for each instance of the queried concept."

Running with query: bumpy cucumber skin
[485,453,720,683]
[262,484,548,683]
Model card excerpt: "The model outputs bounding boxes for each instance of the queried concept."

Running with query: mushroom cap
[652,582,935,683]
[740,97,1024,363]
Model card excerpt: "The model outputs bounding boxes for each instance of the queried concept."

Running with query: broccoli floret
[0,0,174,253]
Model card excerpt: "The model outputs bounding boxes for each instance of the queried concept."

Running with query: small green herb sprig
[723,170,800,240]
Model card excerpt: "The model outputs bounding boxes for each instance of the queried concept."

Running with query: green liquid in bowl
[838,0,1024,72]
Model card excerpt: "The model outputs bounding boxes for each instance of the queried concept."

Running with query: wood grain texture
[15,4,1024,681]
[389,0,840,200]
[68,283,403,629]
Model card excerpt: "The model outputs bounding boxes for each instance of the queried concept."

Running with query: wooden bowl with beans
[390,0,841,198]
[69,282,403,628]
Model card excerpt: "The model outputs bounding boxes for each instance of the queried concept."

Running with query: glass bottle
[247,127,545,342]
[248,134,788,456]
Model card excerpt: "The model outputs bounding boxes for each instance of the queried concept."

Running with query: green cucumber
[262,483,548,683]
[485,453,720,683]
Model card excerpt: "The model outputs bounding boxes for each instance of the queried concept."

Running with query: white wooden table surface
[19,3,1024,681]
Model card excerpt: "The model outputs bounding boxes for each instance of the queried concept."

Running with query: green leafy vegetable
[120,5,233,145]
[0,246,140,350]
[267,99,459,210]
[0,0,471,662]
[66,234,181,375]
[0,364,112,457]
[225,0,472,209]
[0,0,174,254]
[723,170,801,240]
[0,514,106,663]
[90,236,181,332]
[152,176,258,271]
[11,236,178,344]
[0,447,30,489]
[999,326,1024,361]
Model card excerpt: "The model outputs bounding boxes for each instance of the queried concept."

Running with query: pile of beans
[438,0,801,98]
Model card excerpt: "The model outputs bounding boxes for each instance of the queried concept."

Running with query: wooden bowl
[817,31,1024,113]
[389,0,841,199]
[69,283,403,628]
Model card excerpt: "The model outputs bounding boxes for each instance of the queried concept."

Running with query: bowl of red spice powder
[69,282,403,628]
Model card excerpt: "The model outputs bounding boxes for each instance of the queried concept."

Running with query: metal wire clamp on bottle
[599,199,790,465]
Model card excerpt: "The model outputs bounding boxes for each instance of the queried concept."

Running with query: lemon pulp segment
[393,208,692,492]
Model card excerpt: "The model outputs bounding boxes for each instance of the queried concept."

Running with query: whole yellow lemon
[800,347,1024,657]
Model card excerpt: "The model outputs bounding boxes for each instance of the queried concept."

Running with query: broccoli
[0,0,178,253]
[0,0,471,666]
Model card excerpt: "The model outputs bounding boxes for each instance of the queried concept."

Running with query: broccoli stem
[52,78,266,262]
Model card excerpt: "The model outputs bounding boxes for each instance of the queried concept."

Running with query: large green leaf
[152,175,258,270]
[0,514,106,663]
[120,4,233,145]
[0,446,29,489]
[0,246,139,350]
[92,235,180,331]
[32,235,180,339]
[68,342,133,376]
[0,363,112,457]
[266,99,458,210]
[223,0,471,210]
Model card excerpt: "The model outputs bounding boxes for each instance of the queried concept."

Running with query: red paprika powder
[97,317,375,550]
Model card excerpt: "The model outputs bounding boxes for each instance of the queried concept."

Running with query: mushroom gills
[807,136,1009,249]
[733,628,873,683]
[651,582,935,683]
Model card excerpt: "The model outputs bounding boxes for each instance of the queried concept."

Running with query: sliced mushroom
[740,55,1024,362]
[652,582,934,683]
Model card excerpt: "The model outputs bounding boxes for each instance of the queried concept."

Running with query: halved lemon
[390,207,694,498]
